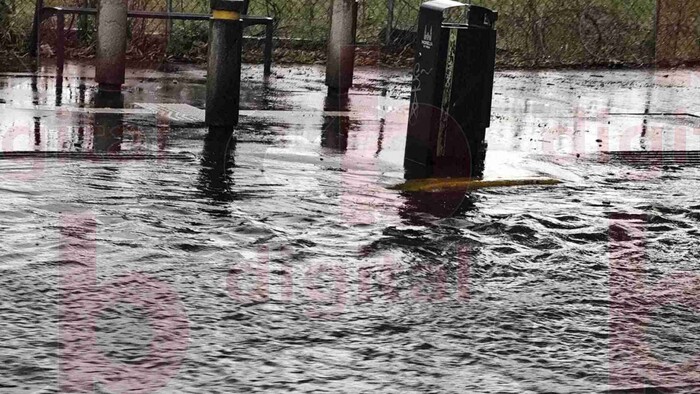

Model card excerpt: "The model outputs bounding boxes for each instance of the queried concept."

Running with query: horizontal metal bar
[41,7,272,25]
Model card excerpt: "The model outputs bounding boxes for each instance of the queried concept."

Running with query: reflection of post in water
[55,78,63,107]
[641,85,652,145]
[399,190,477,225]
[31,76,39,105]
[77,83,87,107]
[33,117,41,148]
[321,94,352,151]
[376,118,385,156]
[92,90,124,154]
[198,130,237,204]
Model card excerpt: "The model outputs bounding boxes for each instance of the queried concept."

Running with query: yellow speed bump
[389,177,562,192]
[212,10,240,20]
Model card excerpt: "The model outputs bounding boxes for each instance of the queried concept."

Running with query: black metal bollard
[404,0,497,180]
[206,0,244,132]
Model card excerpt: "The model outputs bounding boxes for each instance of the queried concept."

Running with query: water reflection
[77,83,87,108]
[55,80,63,107]
[640,81,653,151]
[2,68,700,393]
[240,78,276,111]
[375,118,386,157]
[321,94,354,151]
[31,76,39,106]
[92,91,124,154]
[33,117,41,148]
[198,130,237,211]
[399,189,472,224]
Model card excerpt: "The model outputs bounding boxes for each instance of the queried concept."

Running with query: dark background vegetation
[1,0,698,68]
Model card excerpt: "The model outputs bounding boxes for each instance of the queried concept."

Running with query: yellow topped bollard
[206,0,244,132]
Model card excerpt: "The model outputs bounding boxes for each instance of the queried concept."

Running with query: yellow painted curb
[389,178,562,192]
[212,10,240,20]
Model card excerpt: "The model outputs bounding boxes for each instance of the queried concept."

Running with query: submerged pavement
[0,62,699,392]
[1,63,698,184]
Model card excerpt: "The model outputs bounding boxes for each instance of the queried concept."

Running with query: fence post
[264,21,273,75]
[29,0,44,57]
[167,0,173,48]
[385,0,394,46]
[653,0,659,65]
[526,0,539,66]
[56,13,65,77]
[78,0,88,42]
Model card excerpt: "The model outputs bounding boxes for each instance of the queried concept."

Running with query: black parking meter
[206,0,244,131]
[404,0,497,179]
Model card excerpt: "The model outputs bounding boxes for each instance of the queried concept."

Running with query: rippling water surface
[0,64,699,392]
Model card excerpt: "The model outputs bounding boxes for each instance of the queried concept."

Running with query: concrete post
[95,0,127,91]
[205,0,244,132]
[325,0,358,96]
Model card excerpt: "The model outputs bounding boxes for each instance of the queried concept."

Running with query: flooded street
[0,63,699,392]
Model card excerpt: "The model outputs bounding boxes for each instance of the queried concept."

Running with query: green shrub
[167,21,209,59]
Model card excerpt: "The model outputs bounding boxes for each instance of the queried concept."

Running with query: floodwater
[0,63,699,393]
